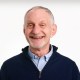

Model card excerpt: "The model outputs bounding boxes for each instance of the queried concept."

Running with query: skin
[24,8,57,57]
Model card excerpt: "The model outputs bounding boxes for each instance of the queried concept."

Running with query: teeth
[30,36,43,39]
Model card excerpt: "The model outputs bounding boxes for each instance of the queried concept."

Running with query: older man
[1,6,79,80]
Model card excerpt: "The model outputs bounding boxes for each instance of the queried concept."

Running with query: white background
[0,1,80,71]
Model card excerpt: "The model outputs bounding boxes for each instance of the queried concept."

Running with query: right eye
[27,23,34,28]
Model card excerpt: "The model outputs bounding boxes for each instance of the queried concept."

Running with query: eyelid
[28,23,33,26]
[41,24,45,26]
[27,23,34,28]
[40,23,46,28]
[26,23,34,29]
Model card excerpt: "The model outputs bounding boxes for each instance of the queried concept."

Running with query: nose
[31,25,41,34]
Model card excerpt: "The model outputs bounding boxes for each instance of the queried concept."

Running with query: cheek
[48,31,53,38]
[24,30,30,37]
[24,28,30,34]
[44,29,52,38]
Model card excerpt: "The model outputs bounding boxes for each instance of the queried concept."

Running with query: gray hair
[24,6,55,24]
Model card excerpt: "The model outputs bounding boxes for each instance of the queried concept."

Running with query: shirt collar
[28,45,53,62]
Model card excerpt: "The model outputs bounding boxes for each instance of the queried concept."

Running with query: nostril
[32,28,40,34]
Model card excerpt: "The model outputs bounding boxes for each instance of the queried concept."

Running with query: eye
[40,23,46,28]
[27,23,34,28]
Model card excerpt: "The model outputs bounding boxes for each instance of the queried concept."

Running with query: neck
[29,45,50,57]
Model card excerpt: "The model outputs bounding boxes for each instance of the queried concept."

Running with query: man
[1,6,79,80]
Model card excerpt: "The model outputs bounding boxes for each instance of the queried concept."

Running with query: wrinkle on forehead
[24,9,54,25]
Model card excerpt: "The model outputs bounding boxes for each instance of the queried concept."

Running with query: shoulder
[1,53,23,68]
[1,46,29,68]
[57,50,76,65]
[53,45,76,63]
[52,45,79,69]
[56,52,79,73]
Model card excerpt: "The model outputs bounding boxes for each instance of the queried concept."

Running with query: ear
[23,24,25,34]
[50,24,57,38]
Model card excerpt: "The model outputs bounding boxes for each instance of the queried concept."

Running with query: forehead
[25,9,51,20]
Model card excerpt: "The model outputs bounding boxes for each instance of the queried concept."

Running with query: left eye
[41,24,45,26]
[40,24,46,28]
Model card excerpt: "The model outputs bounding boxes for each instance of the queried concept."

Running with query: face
[24,9,57,49]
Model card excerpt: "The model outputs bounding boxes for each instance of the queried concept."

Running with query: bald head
[24,6,54,24]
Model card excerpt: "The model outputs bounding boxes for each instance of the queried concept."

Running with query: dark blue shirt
[1,45,79,80]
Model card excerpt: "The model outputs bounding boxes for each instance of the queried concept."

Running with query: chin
[30,43,46,49]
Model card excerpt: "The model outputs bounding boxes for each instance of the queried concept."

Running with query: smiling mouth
[30,36,44,39]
